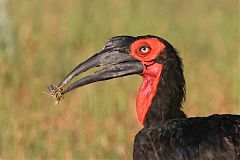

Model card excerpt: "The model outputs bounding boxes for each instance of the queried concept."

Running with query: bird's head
[50,35,184,124]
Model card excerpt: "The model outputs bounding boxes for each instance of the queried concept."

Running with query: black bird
[50,35,240,160]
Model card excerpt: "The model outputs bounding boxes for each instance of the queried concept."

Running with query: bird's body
[50,35,240,160]
[134,114,240,160]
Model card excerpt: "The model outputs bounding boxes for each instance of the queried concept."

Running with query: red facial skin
[130,38,166,124]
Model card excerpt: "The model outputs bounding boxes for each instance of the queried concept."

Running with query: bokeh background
[0,0,239,159]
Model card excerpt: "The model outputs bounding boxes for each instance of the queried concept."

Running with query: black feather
[134,115,240,160]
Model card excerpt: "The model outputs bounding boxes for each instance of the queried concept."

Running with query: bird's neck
[142,54,186,128]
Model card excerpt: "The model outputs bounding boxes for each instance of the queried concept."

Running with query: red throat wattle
[130,38,165,124]
[136,64,163,124]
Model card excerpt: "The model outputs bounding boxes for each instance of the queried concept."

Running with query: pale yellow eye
[140,46,150,54]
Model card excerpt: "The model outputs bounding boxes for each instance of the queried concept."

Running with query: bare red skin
[130,38,165,124]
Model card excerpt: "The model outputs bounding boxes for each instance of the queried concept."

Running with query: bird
[49,35,240,160]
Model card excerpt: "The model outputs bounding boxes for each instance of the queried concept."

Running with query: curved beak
[52,36,144,95]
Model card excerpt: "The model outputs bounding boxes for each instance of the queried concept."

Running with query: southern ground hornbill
[48,35,240,160]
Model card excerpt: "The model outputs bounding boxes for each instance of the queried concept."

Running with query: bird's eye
[139,46,151,55]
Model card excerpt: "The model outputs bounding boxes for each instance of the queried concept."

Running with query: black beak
[55,36,144,95]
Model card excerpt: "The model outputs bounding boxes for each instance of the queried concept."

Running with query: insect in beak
[43,84,64,105]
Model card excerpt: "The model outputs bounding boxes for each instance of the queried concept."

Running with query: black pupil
[141,46,148,52]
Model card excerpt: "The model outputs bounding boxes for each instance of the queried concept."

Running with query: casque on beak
[50,36,144,97]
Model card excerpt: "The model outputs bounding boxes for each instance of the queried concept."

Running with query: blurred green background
[0,0,239,159]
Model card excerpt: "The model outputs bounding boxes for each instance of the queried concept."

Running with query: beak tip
[48,84,56,91]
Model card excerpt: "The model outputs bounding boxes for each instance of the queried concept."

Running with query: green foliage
[0,0,239,159]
